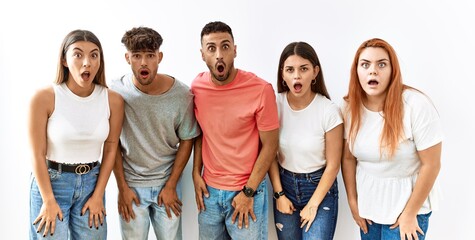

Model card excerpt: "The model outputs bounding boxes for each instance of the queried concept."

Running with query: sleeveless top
[46,83,110,164]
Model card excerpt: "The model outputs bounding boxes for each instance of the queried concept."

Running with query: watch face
[243,186,255,197]
[274,191,284,199]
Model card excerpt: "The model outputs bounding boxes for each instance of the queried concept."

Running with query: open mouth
[81,71,90,80]
[140,69,150,78]
[216,63,225,73]
[293,83,303,91]
[368,80,379,85]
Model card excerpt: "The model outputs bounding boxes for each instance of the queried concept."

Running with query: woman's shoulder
[106,88,124,106]
[31,85,55,103]
[403,88,436,110]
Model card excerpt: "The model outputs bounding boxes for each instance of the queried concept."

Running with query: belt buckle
[75,164,91,175]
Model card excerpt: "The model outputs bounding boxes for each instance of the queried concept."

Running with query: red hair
[343,38,410,157]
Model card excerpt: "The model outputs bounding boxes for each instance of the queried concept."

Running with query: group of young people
[28,21,442,240]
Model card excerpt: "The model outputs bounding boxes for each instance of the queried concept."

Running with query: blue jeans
[274,166,338,240]
[30,164,106,240]
[198,180,268,240]
[120,182,182,240]
[360,212,432,240]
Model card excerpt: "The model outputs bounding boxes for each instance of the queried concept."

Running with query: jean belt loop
[58,163,62,174]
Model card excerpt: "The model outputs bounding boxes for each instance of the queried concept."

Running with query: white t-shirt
[343,89,443,224]
[277,92,342,173]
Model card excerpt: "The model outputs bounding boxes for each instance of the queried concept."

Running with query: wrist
[273,190,285,200]
[242,185,256,198]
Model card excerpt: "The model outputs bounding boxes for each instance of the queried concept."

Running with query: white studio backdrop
[1,0,474,239]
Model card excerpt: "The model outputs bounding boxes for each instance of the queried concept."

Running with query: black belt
[47,160,98,175]
[279,165,325,179]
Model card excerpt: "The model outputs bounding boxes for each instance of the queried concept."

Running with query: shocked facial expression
[126,50,162,86]
[201,32,236,84]
[282,55,319,98]
[357,47,392,99]
[63,41,100,88]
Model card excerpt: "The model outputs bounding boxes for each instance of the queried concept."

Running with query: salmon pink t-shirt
[191,69,279,191]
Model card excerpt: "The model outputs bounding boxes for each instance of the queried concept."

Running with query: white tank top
[46,83,110,164]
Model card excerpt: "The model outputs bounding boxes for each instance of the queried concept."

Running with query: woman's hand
[82,194,106,229]
[300,202,318,232]
[33,199,63,237]
[390,212,424,240]
[276,195,295,214]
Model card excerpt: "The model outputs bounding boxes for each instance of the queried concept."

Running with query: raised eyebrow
[220,40,232,45]
[359,58,389,62]
[205,42,216,47]
[72,47,84,52]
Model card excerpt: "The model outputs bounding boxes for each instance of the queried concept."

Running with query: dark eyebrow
[284,63,310,68]
[72,47,84,52]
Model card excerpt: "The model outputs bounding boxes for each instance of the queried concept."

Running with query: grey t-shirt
[110,73,200,187]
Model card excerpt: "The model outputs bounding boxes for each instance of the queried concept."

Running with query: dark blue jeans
[274,166,338,240]
[360,212,432,240]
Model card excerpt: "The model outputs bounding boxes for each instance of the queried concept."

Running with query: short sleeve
[323,99,343,132]
[256,84,280,131]
[406,90,443,151]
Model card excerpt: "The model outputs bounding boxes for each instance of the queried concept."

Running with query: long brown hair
[343,38,410,157]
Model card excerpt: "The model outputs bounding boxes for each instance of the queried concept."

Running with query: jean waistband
[279,165,325,179]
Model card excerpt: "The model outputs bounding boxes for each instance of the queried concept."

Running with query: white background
[1,0,474,239]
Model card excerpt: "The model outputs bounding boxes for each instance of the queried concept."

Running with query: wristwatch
[273,191,285,199]
[242,185,256,197]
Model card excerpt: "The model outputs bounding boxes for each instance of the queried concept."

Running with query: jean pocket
[308,174,322,185]
[48,168,61,181]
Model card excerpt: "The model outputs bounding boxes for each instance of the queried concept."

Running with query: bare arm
[82,90,124,228]
[246,129,279,189]
[392,143,442,239]
[341,140,370,233]
[231,128,279,229]
[268,146,297,217]
[158,138,194,218]
[29,87,62,237]
[192,134,209,212]
[300,124,343,231]
[111,111,141,223]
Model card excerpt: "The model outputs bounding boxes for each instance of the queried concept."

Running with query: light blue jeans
[360,212,432,240]
[198,180,268,240]
[274,166,338,240]
[120,182,182,240]
[29,164,106,240]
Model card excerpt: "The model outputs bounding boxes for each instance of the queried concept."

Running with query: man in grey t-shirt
[110,27,200,240]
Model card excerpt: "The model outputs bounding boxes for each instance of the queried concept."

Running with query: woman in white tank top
[28,29,124,240]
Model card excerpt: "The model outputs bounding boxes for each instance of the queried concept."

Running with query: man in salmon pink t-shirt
[191,21,279,240]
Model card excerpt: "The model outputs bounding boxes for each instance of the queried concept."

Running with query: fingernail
[51,233,54,236]
[36,230,39,233]
[90,226,92,228]
[101,223,103,226]
[80,213,83,216]
[43,234,46,238]
[96,227,99,230]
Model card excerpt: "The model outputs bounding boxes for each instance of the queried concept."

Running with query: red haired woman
[341,38,442,240]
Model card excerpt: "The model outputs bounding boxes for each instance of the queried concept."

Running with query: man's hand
[117,186,140,223]
[192,174,209,212]
[231,192,256,229]
[158,184,183,219]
